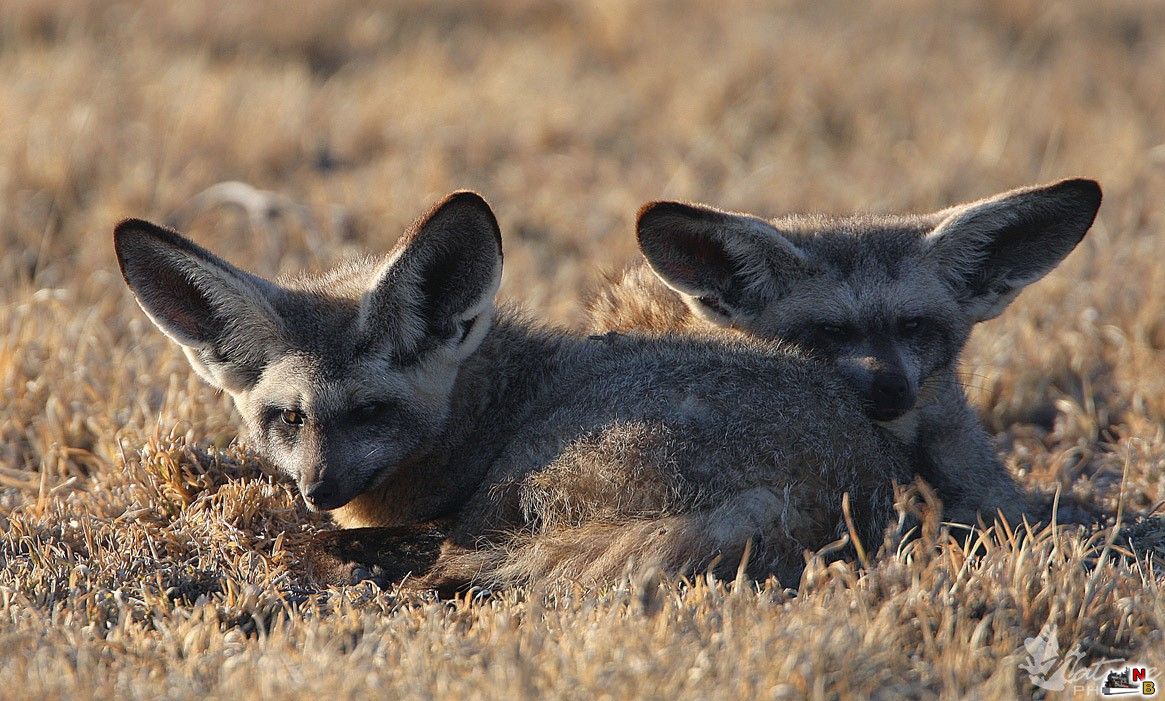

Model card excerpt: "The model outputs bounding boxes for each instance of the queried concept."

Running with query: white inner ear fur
[681,296,736,327]
[962,288,1023,323]
[360,251,502,363]
[134,298,204,349]
[180,346,230,389]
[447,256,502,362]
[400,258,500,418]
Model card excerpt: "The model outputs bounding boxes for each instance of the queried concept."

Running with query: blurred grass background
[1,1,1164,698]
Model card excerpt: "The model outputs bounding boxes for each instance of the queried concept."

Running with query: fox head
[635,178,1102,426]
[115,191,503,512]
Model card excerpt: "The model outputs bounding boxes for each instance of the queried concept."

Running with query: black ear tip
[636,200,699,228]
[637,200,680,221]
[113,217,179,249]
[1057,178,1102,209]
[636,201,716,251]
[443,190,491,211]
[433,190,502,251]
[112,218,214,282]
[114,217,153,242]
[113,218,160,264]
[636,201,674,246]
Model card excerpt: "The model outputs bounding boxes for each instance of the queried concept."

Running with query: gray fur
[115,191,911,589]
[589,179,1102,527]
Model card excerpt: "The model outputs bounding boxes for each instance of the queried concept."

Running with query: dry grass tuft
[2,1,1165,697]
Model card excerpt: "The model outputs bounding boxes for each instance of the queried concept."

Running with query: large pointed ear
[114,219,283,391]
[359,191,502,363]
[923,178,1101,322]
[636,201,812,326]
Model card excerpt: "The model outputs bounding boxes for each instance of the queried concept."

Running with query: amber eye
[280,409,305,426]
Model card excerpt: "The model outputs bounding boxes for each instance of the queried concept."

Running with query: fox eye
[280,409,305,427]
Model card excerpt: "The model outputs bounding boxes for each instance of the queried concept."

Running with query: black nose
[303,481,339,510]
[868,373,915,421]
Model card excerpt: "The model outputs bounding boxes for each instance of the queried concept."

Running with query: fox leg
[917,391,1030,528]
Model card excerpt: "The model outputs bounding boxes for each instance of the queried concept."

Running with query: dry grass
[2,1,1165,698]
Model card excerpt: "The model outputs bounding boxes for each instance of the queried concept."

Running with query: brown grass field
[2,1,1165,698]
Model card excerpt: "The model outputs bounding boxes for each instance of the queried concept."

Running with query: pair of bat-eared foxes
[114,178,1102,592]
